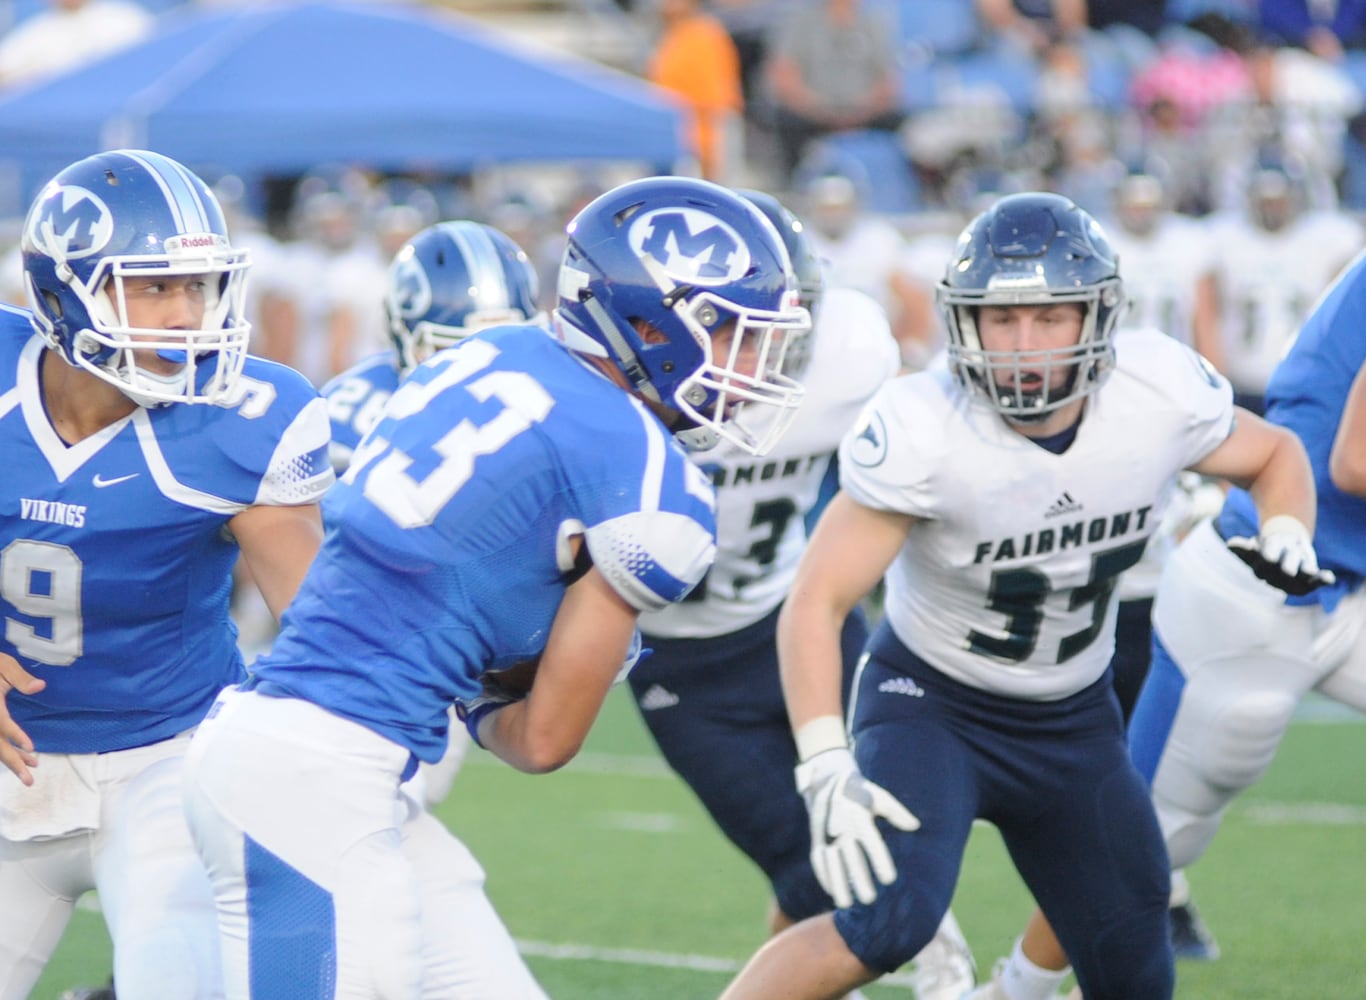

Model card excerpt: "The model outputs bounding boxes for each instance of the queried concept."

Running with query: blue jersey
[250,325,717,763]
[321,351,399,473]
[1219,250,1366,609]
[0,306,334,753]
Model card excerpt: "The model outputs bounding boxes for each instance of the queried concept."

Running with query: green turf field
[35,690,1366,999]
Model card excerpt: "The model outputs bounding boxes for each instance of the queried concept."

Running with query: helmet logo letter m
[631,208,751,286]
[26,185,113,260]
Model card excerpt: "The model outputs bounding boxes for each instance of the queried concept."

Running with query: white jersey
[1211,210,1362,396]
[1106,216,1216,347]
[640,288,899,639]
[841,328,1234,700]
[809,216,906,316]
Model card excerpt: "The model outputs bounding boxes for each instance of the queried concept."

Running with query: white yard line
[514,938,923,989]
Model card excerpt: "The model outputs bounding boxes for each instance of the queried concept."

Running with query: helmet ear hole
[40,290,63,319]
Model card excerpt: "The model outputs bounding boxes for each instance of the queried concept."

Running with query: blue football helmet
[21,149,251,407]
[938,192,1124,421]
[385,220,544,373]
[554,176,809,456]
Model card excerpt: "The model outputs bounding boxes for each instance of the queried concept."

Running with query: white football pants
[183,688,547,1000]
[1149,518,1366,868]
[0,732,224,1000]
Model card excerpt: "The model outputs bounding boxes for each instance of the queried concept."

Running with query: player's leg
[631,606,868,926]
[0,748,109,1000]
[836,652,981,978]
[92,735,224,1000]
[1131,520,1321,871]
[1310,583,1366,711]
[401,803,548,999]
[184,688,425,1000]
[999,681,1172,1000]
[0,832,89,1000]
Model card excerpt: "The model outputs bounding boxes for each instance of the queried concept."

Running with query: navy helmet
[938,191,1124,420]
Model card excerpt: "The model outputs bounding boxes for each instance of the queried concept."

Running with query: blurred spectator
[712,0,782,104]
[647,0,745,182]
[798,168,929,367]
[268,170,390,386]
[762,0,904,181]
[1258,0,1366,60]
[1125,94,1221,213]
[0,0,154,89]
[1208,152,1362,412]
[1100,162,1224,369]
[1049,110,1124,214]
[976,0,1089,54]
[1126,18,1257,212]
[1087,0,1167,36]
[1206,37,1362,210]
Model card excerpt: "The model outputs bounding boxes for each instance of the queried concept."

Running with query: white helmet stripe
[124,150,211,233]
[441,221,510,312]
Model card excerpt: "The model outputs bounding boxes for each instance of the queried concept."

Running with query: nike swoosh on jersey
[92,473,140,488]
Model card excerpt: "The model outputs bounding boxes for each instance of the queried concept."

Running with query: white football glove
[795,747,920,909]
[1226,515,1335,597]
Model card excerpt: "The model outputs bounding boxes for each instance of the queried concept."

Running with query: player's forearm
[478,701,583,775]
[777,596,849,744]
[1248,428,1319,534]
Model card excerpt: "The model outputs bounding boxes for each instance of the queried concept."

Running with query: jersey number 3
[968,540,1146,664]
[350,340,555,529]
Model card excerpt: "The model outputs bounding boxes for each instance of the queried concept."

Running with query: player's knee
[112,926,218,1000]
[1193,688,1297,789]
[1155,802,1223,870]
[834,896,944,973]
[1074,908,1174,1000]
[771,862,834,924]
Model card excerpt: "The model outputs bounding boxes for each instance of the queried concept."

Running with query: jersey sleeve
[837,371,950,519]
[1134,331,1236,468]
[256,395,335,506]
[585,507,716,612]
[579,403,717,612]
[209,358,335,507]
[820,287,901,398]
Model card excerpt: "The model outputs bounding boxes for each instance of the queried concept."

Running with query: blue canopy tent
[0,0,683,217]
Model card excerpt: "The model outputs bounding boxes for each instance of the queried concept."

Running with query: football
[486,655,541,698]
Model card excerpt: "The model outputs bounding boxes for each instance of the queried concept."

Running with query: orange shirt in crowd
[648,10,744,180]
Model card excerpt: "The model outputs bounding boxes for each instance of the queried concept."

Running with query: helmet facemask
[39,238,251,408]
[670,294,809,454]
[937,192,1124,423]
[942,287,1120,421]
[639,256,808,455]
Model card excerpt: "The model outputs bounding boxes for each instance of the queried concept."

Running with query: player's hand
[454,670,530,749]
[0,652,44,786]
[795,747,920,908]
[1226,515,1335,597]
